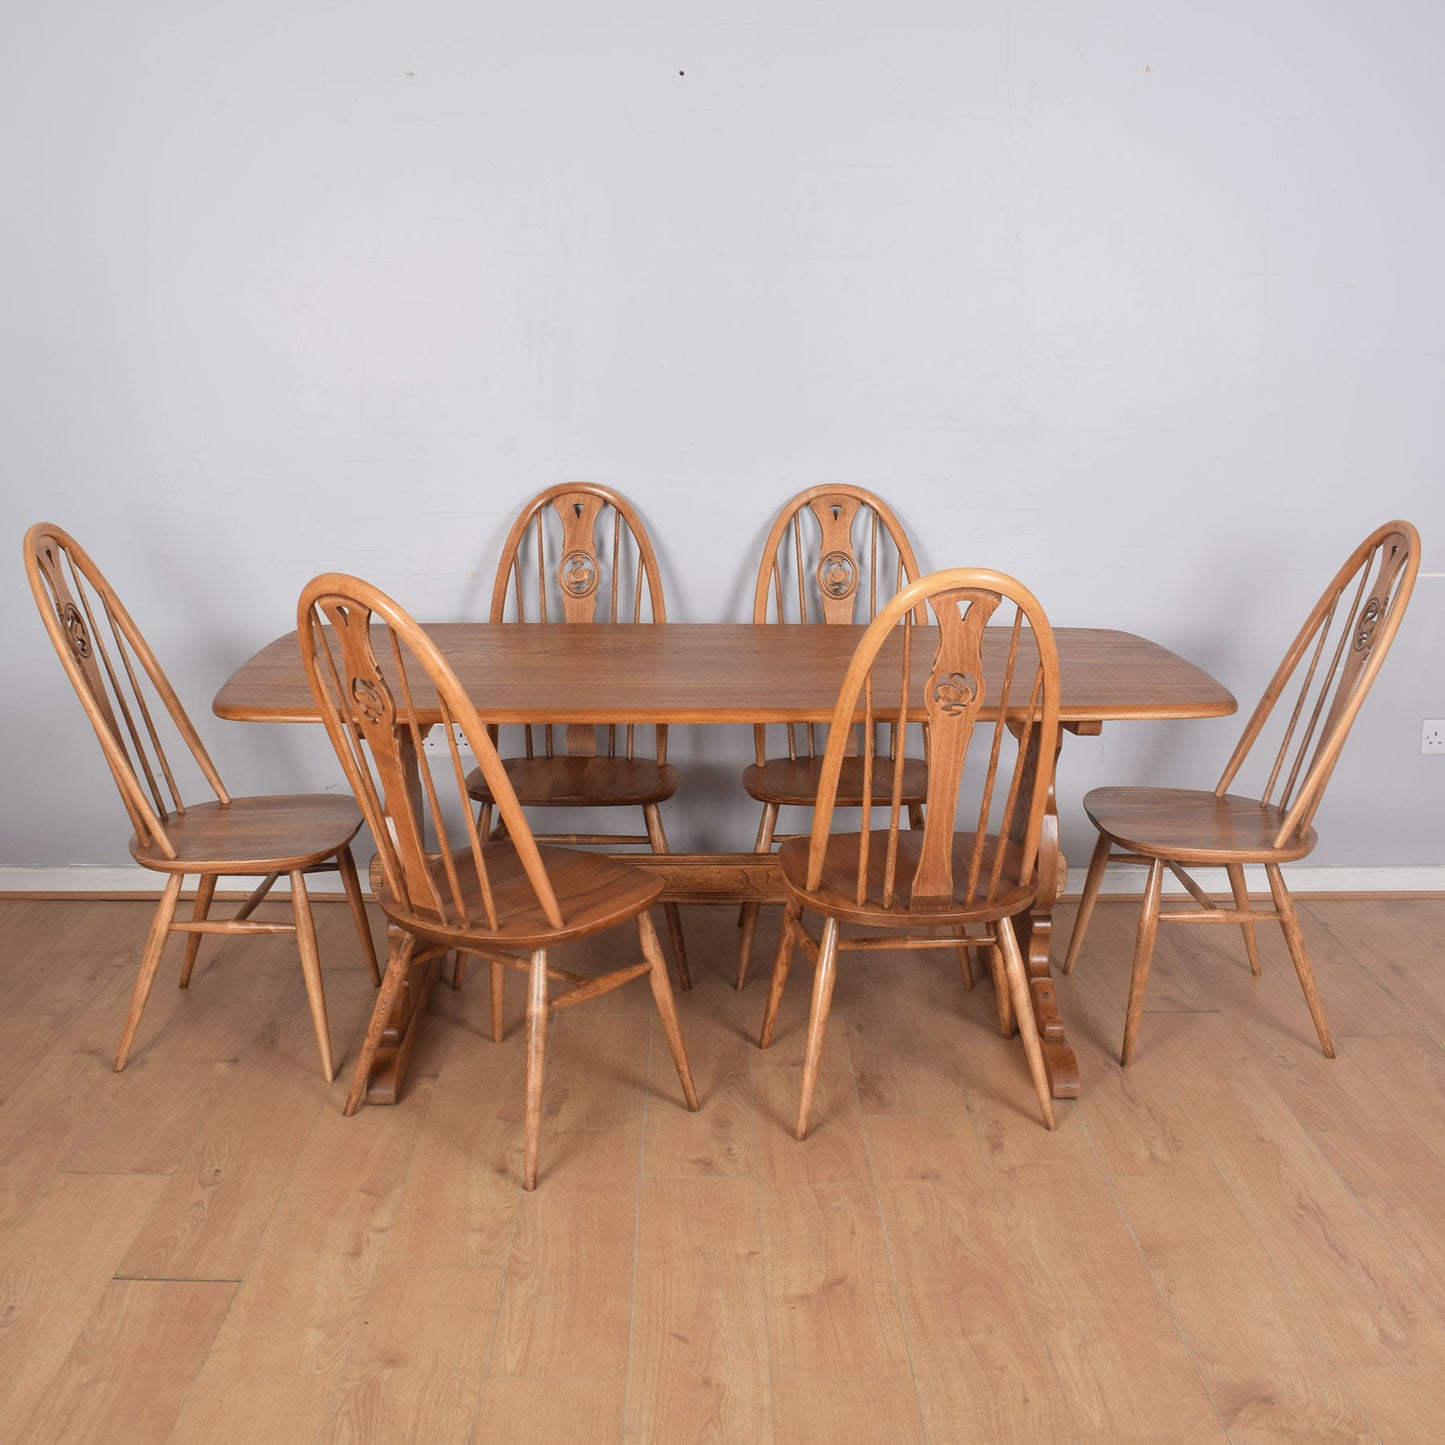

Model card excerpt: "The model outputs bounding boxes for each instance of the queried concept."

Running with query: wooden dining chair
[298,572,698,1189]
[465,483,690,987]
[1062,520,1421,1065]
[758,567,1060,1138]
[23,523,380,1080]
[735,484,926,989]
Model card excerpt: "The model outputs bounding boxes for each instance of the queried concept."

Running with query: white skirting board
[2,862,1443,897]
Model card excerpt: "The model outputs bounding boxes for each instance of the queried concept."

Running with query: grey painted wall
[3,2,1442,877]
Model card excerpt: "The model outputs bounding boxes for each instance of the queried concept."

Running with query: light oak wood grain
[167,1368,337,1445]
[5,896,1445,1442]
[194,1082,428,1378]
[0,1173,168,1429]
[624,1178,771,1443]
[487,1129,643,1379]
[1001,1162,1221,1437]
[0,932,165,1106]
[15,1280,235,1445]
[1346,1365,1445,1443]
[1312,1124,1445,1324]
[115,1057,330,1281]
[0,1047,129,1233]
[1340,1032,1445,1160]
[760,1180,912,1382]
[876,1168,1077,1442]
[772,1380,930,1445]
[1308,897,1445,1044]
[1115,1171,1375,1441]
[641,975,759,1179]
[474,1378,625,1445]
[315,1265,501,1443]
[1169,1053,1445,1367]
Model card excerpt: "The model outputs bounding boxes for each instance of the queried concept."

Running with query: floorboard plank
[2,896,1442,1444]
[14,1278,235,1445]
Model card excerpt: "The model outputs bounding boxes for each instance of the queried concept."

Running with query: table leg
[1008,723,1083,1100]
[361,925,444,1105]
[1017,816,1080,1100]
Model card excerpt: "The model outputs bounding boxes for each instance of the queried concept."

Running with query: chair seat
[380,842,665,951]
[777,830,1037,927]
[129,795,365,874]
[743,754,929,807]
[467,756,680,808]
[1083,786,1318,864]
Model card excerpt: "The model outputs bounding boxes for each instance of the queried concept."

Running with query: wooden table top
[214,622,1236,728]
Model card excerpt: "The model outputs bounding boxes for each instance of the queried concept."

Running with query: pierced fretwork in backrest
[23,523,229,859]
[1215,521,1420,847]
[300,574,564,935]
[488,484,668,765]
[804,568,1059,912]
[751,486,923,768]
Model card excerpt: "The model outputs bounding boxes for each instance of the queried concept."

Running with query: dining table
[215,621,1236,1105]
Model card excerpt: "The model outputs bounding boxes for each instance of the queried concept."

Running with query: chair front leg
[1265,864,1334,1058]
[643,802,690,991]
[178,874,217,987]
[290,871,335,1082]
[759,897,802,1050]
[639,910,699,1111]
[736,802,780,989]
[115,872,185,1071]
[336,844,382,985]
[490,959,506,1043]
[795,915,841,1140]
[952,926,975,991]
[1062,831,1111,975]
[995,916,1054,1129]
[1226,863,1261,976]
[523,948,551,1191]
[989,942,1013,1038]
[1121,857,1165,1066]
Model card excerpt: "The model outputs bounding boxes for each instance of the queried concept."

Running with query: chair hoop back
[752,485,923,767]
[488,482,668,763]
[298,573,564,933]
[752,484,923,627]
[1216,520,1420,846]
[805,567,1060,911]
[23,522,228,858]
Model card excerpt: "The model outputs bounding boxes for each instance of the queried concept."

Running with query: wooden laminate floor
[1,892,1443,1443]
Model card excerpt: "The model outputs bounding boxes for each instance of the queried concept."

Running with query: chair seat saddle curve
[758,566,1062,1140]
[464,482,689,988]
[298,571,699,1190]
[24,523,381,1081]
[1062,520,1421,1066]
[737,484,927,990]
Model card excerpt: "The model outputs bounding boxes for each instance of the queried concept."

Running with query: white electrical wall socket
[1423,720,1445,755]
[421,723,475,758]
